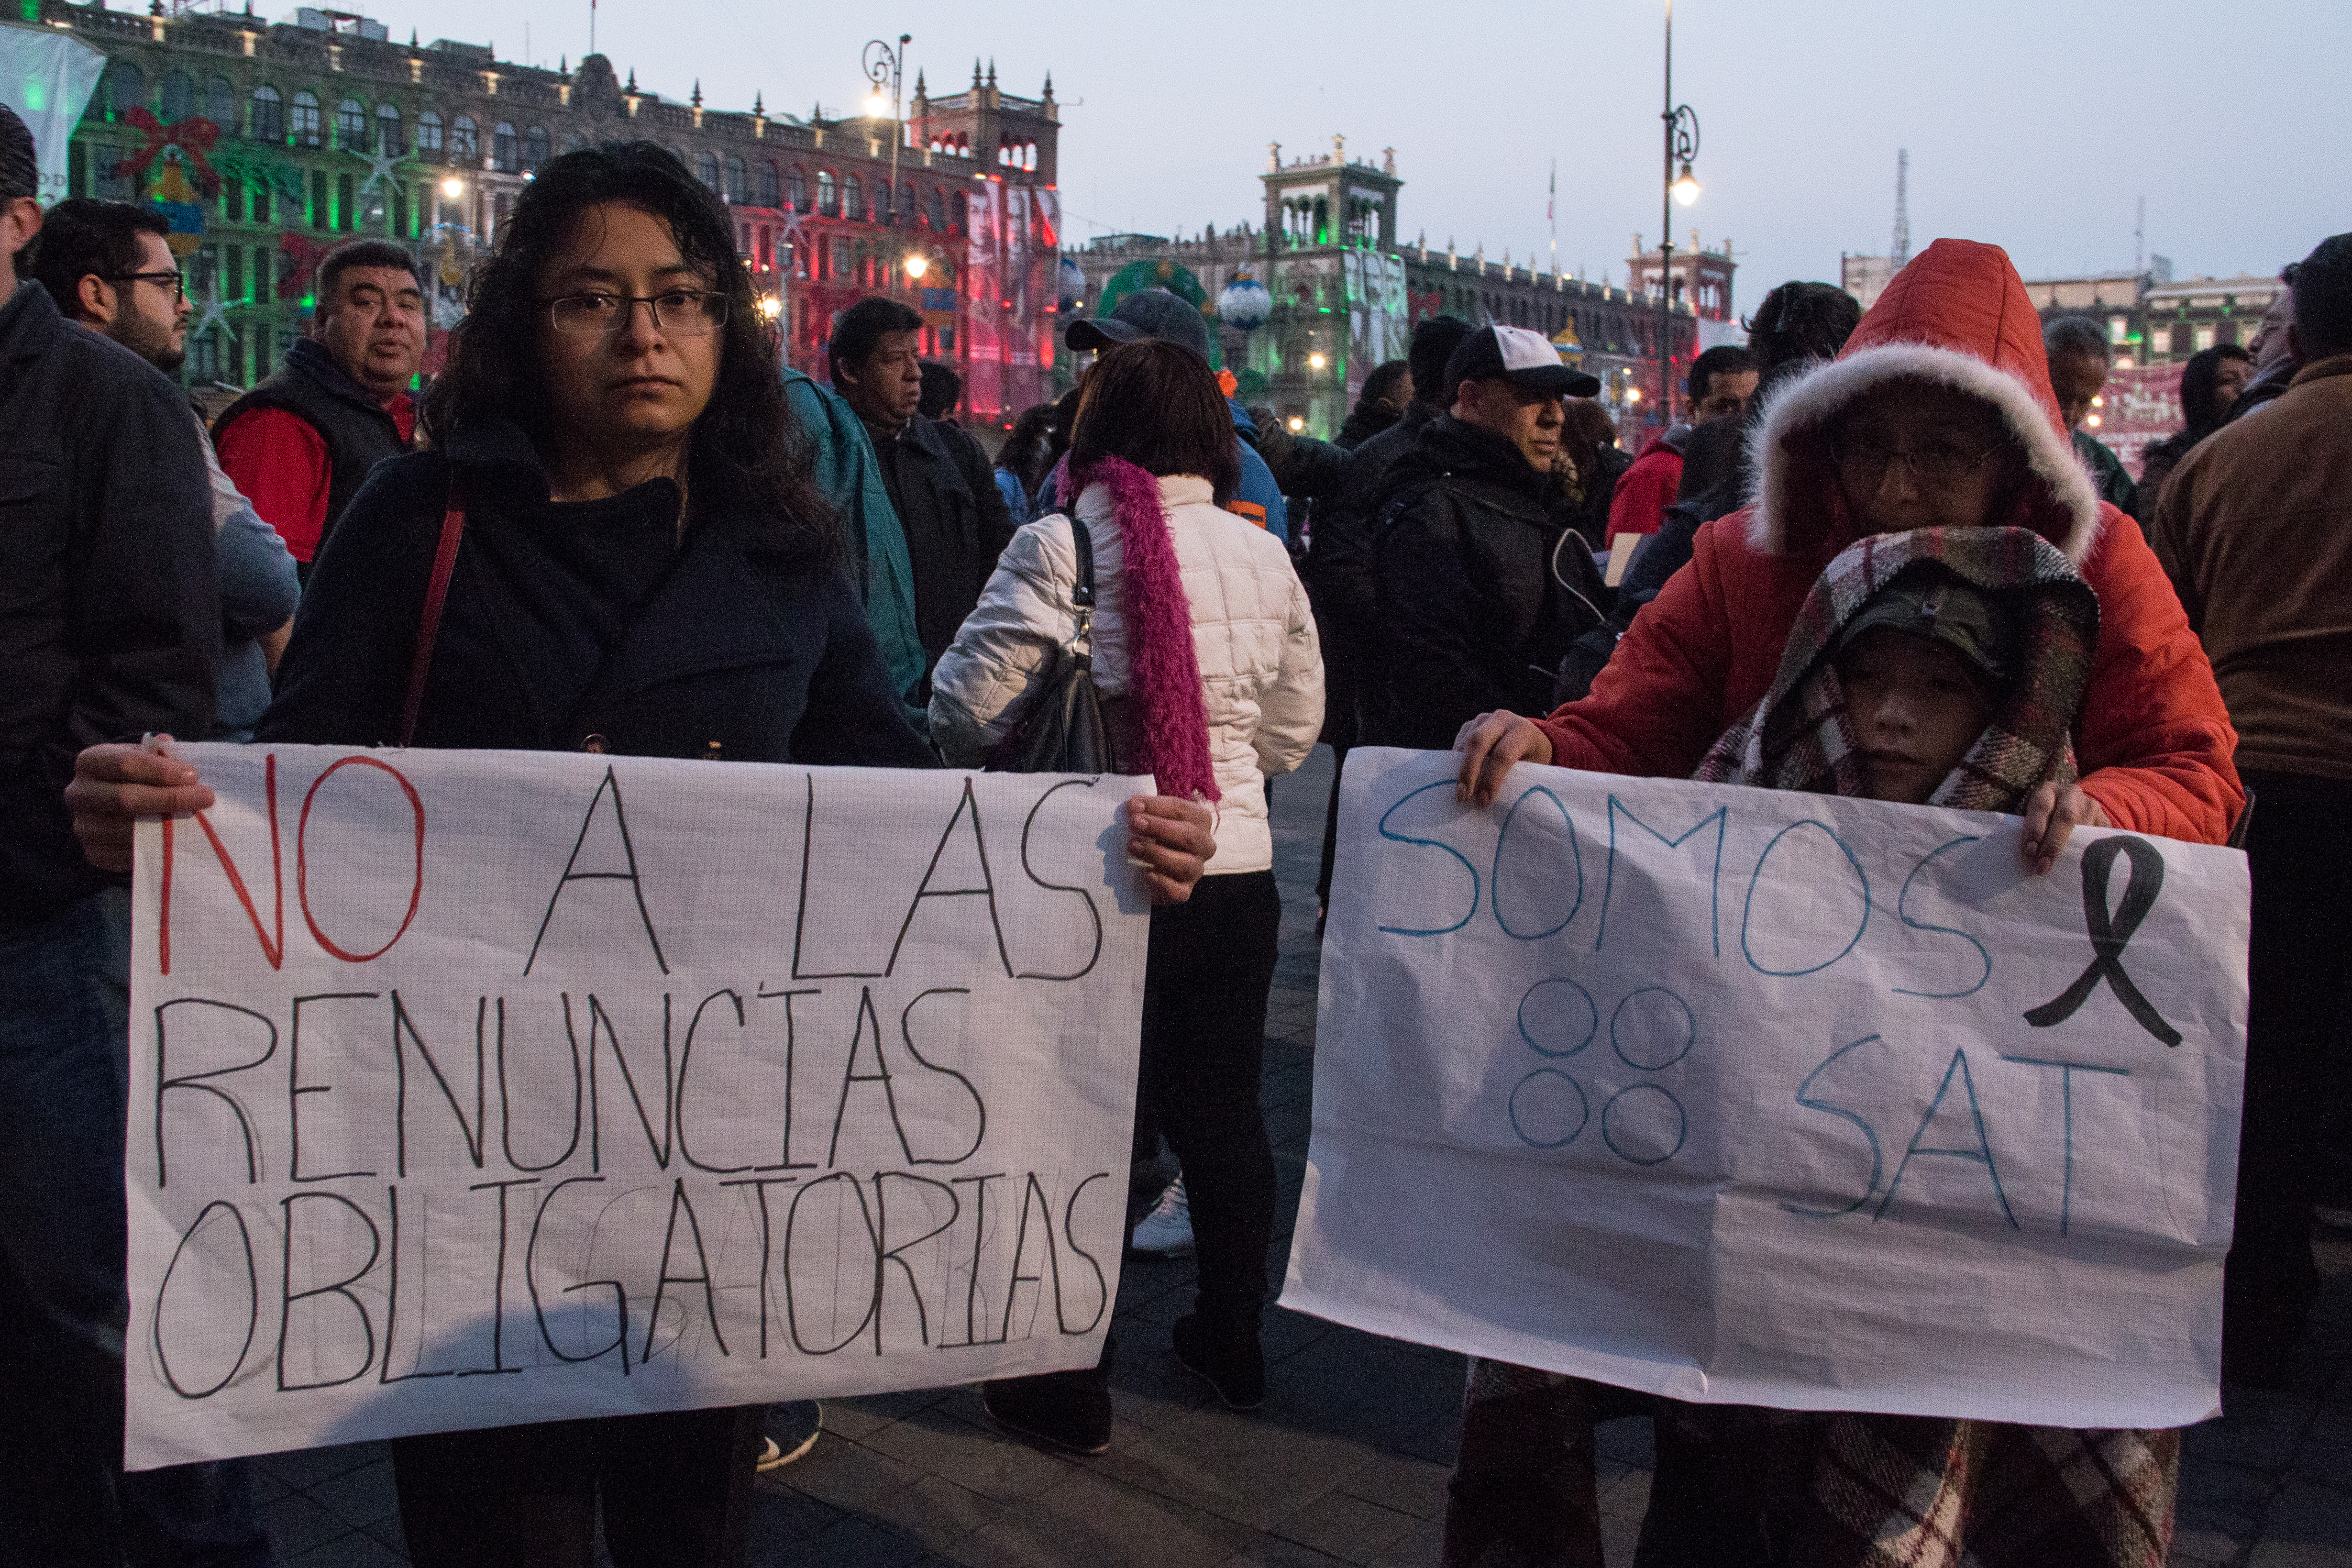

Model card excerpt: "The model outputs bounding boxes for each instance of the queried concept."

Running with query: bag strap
[1067,514,1096,650]
[398,481,466,747]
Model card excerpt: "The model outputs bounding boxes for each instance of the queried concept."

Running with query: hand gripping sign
[127,745,1152,1469]
[1282,750,2248,1430]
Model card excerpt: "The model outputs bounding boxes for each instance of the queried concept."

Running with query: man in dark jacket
[213,238,424,578]
[1368,324,1608,750]
[31,199,300,741]
[0,105,267,1565]
[831,297,1017,686]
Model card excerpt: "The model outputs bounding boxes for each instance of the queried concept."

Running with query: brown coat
[2151,353,2352,780]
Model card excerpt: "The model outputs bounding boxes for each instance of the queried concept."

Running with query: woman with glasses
[66,140,1215,1568]
[1444,240,2241,1566]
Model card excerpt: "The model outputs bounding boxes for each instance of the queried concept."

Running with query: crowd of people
[4,94,2348,1568]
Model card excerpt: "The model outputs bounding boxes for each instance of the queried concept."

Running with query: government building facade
[30,0,1063,421]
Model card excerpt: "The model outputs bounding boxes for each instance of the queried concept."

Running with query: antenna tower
[1890,148,1910,270]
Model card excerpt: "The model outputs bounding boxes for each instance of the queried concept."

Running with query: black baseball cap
[1066,286,1214,361]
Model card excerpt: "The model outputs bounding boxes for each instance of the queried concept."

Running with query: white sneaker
[1130,1176,1194,1257]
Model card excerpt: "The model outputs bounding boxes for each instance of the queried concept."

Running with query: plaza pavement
[254,743,2352,1567]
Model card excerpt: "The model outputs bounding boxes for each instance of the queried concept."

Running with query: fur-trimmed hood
[1744,238,2104,564]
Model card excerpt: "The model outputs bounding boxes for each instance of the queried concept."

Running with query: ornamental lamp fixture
[1671,161,1701,207]
[904,252,929,279]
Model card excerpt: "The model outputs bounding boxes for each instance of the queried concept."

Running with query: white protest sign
[1283,748,2248,1430]
[127,744,1151,1470]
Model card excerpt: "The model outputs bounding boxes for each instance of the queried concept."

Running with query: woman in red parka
[1450,239,2243,1567]
[1458,238,2240,848]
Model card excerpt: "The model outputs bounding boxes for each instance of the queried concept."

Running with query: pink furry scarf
[1070,455,1221,803]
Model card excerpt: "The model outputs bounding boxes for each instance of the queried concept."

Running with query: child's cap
[1836,578,2013,685]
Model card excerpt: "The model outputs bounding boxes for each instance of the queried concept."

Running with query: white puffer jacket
[929,474,1324,875]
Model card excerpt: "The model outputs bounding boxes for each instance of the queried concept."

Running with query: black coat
[260,420,932,770]
[1307,401,1437,637]
[0,282,219,926]
[865,413,1019,674]
[1367,415,1610,750]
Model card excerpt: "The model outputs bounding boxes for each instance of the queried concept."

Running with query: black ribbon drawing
[2023,835,2183,1047]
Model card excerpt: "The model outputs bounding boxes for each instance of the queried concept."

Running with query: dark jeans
[0,890,272,1567]
[390,1405,761,1568]
[1317,626,1366,907]
[1137,870,1284,1332]
[2225,771,2352,1373]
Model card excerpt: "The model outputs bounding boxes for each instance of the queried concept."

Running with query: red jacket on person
[1604,431,1684,541]
[1534,238,2243,846]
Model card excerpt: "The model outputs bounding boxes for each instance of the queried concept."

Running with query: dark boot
[1172,1313,1264,1411]
[982,1335,1115,1456]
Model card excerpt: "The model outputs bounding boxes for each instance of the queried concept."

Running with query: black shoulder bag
[985,516,1115,774]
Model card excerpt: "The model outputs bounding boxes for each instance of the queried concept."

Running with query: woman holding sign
[1446,240,2241,1566]
[66,143,1215,1568]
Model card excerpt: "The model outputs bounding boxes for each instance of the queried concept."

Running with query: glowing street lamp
[441,175,465,199]
[903,252,929,280]
[861,33,912,227]
[1655,0,1702,420]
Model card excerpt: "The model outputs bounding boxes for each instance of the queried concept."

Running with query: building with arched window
[42,3,1060,416]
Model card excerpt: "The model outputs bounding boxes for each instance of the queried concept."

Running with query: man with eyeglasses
[0,105,269,1566]
[213,238,425,580]
[32,199,301,744]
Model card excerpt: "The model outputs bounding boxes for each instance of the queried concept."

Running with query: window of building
[188,328,221,381]
[725,154,747,204]
[450,115,477,161]
[2195,323,2217,352]
[928,187,945,231]
[375,103,403,156]
[874,178,892,225]
[492,122,518,173]
[786,166,806,211]
[249,85,283,143]
[106,62,144,121]
[523,126,548,173]
[757,161,780,209]
[291,91,321,146]
[337,98,365,148]
[205,76,235,129]
[951,190,966,231]
[418,110,443,156]
[336,171,355,232]
[900,182,915,228]
[1024,142,1037,171]
[695,151,720,192]
[161,71,193,123]
[2108,315,2129,344]
[817,170,837,217]
[842,174,863,221]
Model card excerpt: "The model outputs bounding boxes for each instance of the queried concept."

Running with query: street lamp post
[863,33,911,249]
[1657,0,1701,424]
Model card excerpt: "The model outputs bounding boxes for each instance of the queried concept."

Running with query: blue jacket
[1033,398,1289,543]
[780,368,928,729]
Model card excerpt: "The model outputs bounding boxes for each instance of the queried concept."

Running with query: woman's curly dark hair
[421,140,837,560]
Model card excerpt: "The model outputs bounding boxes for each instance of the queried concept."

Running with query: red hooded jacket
[1534,239,2242,844]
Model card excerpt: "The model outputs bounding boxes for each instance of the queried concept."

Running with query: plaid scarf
[1692,527,2099,813]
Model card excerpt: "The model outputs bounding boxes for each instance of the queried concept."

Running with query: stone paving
[257,743,2352,1567]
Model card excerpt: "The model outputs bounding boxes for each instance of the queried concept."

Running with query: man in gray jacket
[32,199,299,739]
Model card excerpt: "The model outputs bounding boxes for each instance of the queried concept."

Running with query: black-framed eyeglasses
[1832,435,2001,489]
[107,269,187,302]
[544,289,727,336]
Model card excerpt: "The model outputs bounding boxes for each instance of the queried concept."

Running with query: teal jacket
[781,368,928,729]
